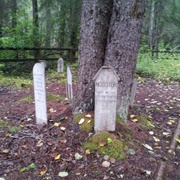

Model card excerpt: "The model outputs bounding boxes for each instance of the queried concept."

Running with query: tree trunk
[104,0,145,122]
[45,4,52,47]
[73,0,113,113]
[73,0,145,122]
[32,0,40,60]
[149,0,155,57]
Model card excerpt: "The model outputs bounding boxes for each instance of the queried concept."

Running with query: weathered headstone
[93,66,119,132]
[66,66,73,99]
[57,58,64,73]
[33,62,47,124]
[130,79,137,106]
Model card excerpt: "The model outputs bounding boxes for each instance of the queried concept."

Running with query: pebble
[103,155,109,161]
[110,158,116,163]
[102,161,110,168]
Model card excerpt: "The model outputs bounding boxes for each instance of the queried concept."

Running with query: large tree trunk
[73,0,145,122]
[73,0,113,113]
[104,0,145,122]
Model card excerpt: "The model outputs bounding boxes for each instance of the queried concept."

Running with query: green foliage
[0,119,9,128]
[136,53,180,81]
[83,131,127,159]
[47,93,65,102]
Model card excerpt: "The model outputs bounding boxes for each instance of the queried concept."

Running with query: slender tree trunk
[45,5,52,47]
[32,0,40,60]
[149,0,155,57]
[104,0,145,122]
[73,0,113,113]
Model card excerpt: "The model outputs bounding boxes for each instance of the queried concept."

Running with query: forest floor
[0,79,180,180]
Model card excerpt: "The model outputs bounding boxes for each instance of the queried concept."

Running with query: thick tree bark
[73,0,113,113]
[104,0,145,122]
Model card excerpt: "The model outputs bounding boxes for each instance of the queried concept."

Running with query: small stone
[127,149,136,155]
[102,161,110,168]
[0,177,5,180]
[58,171,68,177]
[110,158,116,163]
[103,155,109,161]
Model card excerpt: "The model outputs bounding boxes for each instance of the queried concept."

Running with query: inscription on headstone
[57,58,64,73]
[33,62,47,124]
[66,66,73,99]
[93,66,119,132]
[130,79,137,106]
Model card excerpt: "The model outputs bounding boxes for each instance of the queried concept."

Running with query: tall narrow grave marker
[57,58,64,73]
[93,66,119,132]
[66,66,73,99]
[130,79,137,106]
[33,62,47,124]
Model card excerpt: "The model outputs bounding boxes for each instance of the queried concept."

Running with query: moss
[73,113,94,132]
[8,125,22,133]
[83,131,127,159]
[116,115,125,126]
[137,113,153,129]
[0,119,9,128]
[20,95,34,102]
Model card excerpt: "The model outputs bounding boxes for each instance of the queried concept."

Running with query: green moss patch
[73,113,94,132]
[0,119,9,128]
[20,93,65,103]
[83,131,127,159]
[137,113,154,129]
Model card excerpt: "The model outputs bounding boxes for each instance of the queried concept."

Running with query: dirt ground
[0,79,179,180]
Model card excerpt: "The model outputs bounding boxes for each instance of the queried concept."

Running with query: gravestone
[57,58,64,73]
[33,62,47,124]
[130,79,137,106]
[66,66,73,99]
[93,66,119,132]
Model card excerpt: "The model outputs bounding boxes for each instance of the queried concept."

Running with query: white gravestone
[130,79,137,106]
[93,66,119,132]
[66,66,73,99]
[33,62,47,124]
[57,58,64,73]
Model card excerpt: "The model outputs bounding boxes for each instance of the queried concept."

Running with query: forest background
[0,0,180,81]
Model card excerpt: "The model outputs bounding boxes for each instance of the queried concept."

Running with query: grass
[20,93,65,102]
[136,53,180,81]
[0,75,33,89]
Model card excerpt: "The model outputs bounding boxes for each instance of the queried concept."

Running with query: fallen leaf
[99,141,106,147]
[153,136,160,142]
[20,167,26,173]
[49,108,56,112]
[85,114,91,118]
[175,138,180,143]
[148,150,155,155]
[130,115,135,118]
[55,154,61,160]
[58,171,69,177]
[142,144,153,151]
[36,140,43,147]
[28,163,36,169]
[85,149,91,155]
[54,122,61,127]
[40,170,47,176]
[149,131,154,135]
[75,153,83,160]
[107,138,113,144]
[60,127,66,131]
[155,146,161,149]
[79,118,85,125]
[163,132,170,136]
[2,149,9,153]
[132,119,138,122]
[87,120,91,123]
